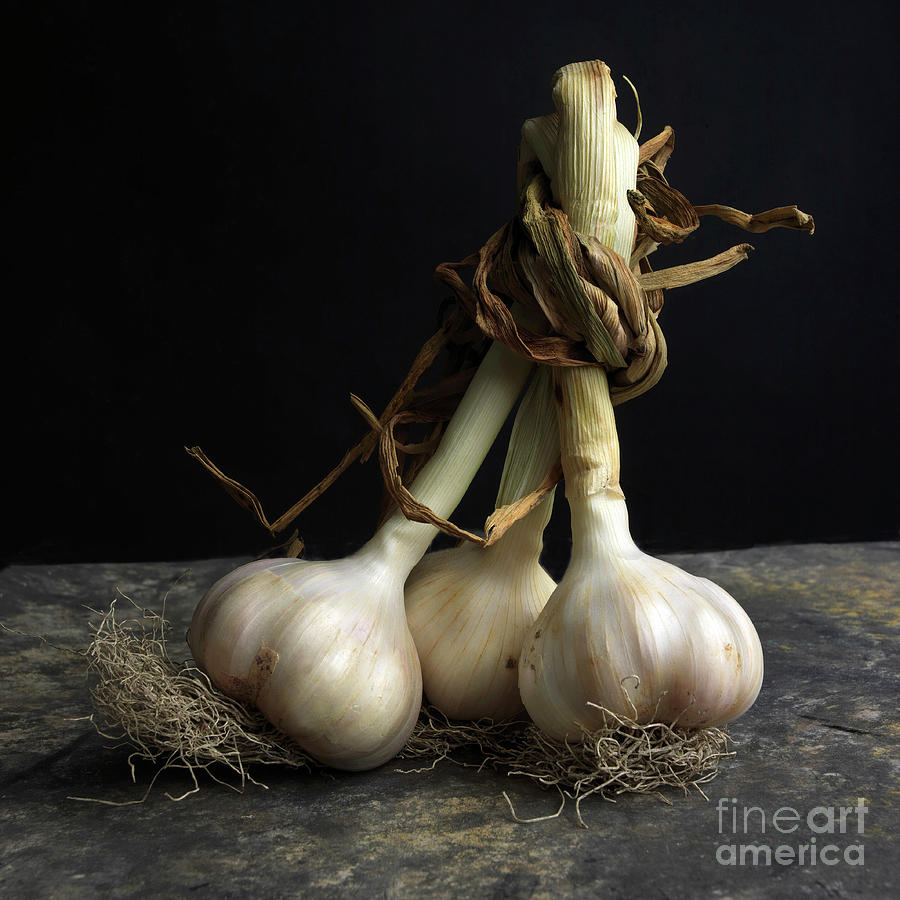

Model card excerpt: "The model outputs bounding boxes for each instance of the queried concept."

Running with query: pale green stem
[555,365,637,563]
[364,329,533,576]
[488,365,560,560]
[549,61,640,561]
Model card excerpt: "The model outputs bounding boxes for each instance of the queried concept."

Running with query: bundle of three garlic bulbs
[189,59,765,770]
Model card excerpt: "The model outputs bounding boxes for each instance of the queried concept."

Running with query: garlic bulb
[189,550,420,771]
[189,334,534,770]
[403,524,554,722]
[519,368,764,736]
[518,60,763,740]
[404,367,559,721]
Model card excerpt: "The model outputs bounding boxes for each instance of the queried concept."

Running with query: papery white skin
[404,510,555,721]
[519,490,764,737]
[189,549,420,771]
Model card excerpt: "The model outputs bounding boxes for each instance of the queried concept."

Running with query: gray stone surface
[1,544,898,898]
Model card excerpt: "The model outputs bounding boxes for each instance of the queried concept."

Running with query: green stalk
[549,61,638,488]
[365,322,534,575]
[489,366,559,562]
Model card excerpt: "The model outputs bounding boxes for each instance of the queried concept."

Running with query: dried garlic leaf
[638,124,675,170]
[637,243,754,292]
[629,175,699,244]
[483,459,562,547]
[695,203,815,234]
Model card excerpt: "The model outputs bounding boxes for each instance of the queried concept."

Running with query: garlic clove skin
[405,531,555,722]
[188,550,422,771]
[519,494,764,740]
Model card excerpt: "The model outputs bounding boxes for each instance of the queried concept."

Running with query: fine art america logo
[715,797,867,867]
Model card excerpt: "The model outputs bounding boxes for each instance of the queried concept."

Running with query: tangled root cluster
[400,705,732,827]
[85,598,731,822]
[83,596,317,802]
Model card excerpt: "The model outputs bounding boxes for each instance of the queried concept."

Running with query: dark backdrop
[5,1,898,566]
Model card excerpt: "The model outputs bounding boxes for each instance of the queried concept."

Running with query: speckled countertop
[1,543,898,898]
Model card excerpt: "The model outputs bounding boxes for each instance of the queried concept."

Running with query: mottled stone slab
[1,544,897,898]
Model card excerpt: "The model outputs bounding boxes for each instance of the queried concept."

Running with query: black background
[5,1,898,566]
